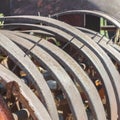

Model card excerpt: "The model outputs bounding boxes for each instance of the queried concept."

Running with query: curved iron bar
[3,23,119,119]
[0,31,88,120]
[51,10,120,53]
[2,23,118,120]
[1,15,120,119]
[0,32,59,120]
[77,27,120,65]
[20,29,120,53]
[51,10,120,28]
[111,44,120,52]
[0,64,52,120]
[3,30,107,120]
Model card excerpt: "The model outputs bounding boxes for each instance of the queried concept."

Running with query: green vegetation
[100,17,109,38]
[0,13,4,26]
[46,37,61,46]
[114,29,120,45]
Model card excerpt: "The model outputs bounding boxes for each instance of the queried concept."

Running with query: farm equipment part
[0,10,120,120]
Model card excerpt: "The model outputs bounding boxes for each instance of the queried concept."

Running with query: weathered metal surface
[51,10,120,27]
[0,95,14,120]
[2,30,107,119]
[0,64,52,120]
[0,33,58,120]
[1,31,88,120]
[3,23,118,119]
[77,27,120,65]
[110,44,120,52]
[0,11,120,119]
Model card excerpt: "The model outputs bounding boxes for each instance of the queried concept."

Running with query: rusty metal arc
[0,32,59,120]
[1,31,89,120]
[2,30,107,120]
[0,64,52,120]
[0,14,120,119]
[77,27,120,65]
[51,10,120,28]
[3,22,119,119]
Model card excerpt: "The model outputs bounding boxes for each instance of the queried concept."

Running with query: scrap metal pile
[0,10,120,120]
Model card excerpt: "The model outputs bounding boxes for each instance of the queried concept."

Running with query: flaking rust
[0,94,14,120]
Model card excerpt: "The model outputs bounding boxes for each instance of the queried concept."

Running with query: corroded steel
[1,31,88,120]
[0,11,120,120]
[0,95,14,120]
[0,64,52,120]
[2,30,107,120]
[3,22,118,119]
[0,33,58,120]
[51,10,120,28]
[77,27,120,65]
